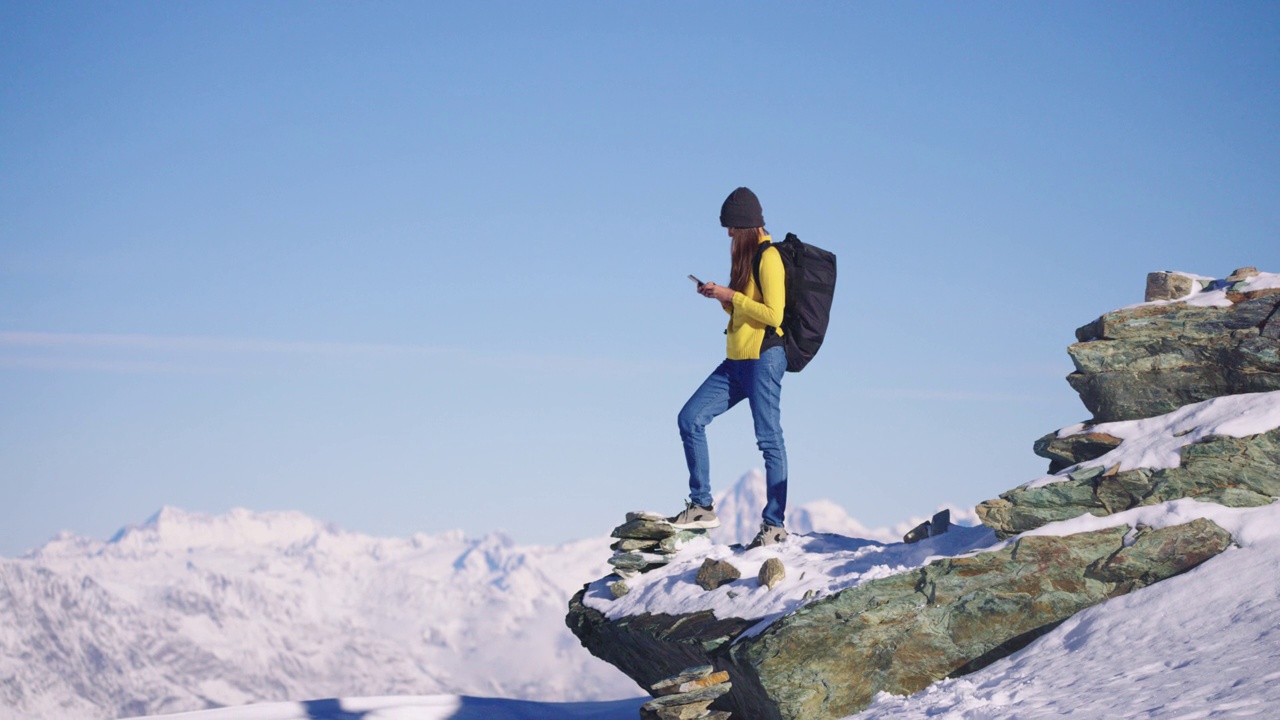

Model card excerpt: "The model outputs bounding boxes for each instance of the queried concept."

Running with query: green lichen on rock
[979,428,1280,537]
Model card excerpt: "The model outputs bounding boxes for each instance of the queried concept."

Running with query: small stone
[653,669,730,696]
[802,588,817,601]
[1226,266,1259,283]
[1145,271,1195,302]
[903,521,930,544]
[609,580,629,598]
[608,552,668,572]
[695,558,741,591]
[611,538,660,552]
[611,519,677,540]
[641,682,732,712]
[611,567,639,580]
[644,702,714,720]
[626,510,669,523]
[929,509,951,537]
[650,665,714,692]
[758,557,786,590]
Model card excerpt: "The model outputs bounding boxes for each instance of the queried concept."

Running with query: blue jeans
[678,345,788,527]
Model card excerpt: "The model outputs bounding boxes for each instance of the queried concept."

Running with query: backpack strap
[750,240,772,294]
[751,240,785,347]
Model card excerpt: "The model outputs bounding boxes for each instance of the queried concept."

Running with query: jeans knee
[678,407,702,437]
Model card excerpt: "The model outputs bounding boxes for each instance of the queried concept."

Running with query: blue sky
[2,2,1278,556]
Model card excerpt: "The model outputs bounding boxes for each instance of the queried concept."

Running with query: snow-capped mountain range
[0,471,906,720]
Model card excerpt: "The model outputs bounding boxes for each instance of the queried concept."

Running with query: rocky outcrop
[567,269,1276,720]
[1067,281,1280,423]
[568,520,1231,720]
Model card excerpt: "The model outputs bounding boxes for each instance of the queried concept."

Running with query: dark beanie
[720,187,765,228]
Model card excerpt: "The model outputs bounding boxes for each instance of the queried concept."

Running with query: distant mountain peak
[101,505,351,558]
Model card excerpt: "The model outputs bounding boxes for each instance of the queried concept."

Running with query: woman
[667,187,789,549]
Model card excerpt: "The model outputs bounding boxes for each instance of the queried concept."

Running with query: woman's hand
[699,281,735,303]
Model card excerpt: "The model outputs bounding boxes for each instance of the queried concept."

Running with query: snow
[1240,272,1280,292]
[1026,390,1280,488]
[583,525,995,634]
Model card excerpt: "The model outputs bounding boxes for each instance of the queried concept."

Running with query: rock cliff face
[566,269,1280,720]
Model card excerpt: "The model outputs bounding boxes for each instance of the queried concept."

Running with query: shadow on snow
[299,696,647,720]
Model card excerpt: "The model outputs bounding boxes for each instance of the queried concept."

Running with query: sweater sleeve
[732,246,785,328]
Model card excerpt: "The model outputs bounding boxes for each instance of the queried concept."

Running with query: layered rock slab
[980,428,1280,538]
[1067,294,1280,423]
[567,520,1231,720]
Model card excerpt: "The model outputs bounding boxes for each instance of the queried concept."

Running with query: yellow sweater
[726,235,786,360]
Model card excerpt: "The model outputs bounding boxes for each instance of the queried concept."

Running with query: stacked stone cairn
[640,665,732,720]
[607,511,709,598]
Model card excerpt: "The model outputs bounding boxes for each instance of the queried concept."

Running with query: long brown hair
[728,227,767,292]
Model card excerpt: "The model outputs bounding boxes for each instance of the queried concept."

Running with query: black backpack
[752,233,837,372]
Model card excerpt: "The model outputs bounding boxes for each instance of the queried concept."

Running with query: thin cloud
[0,331,696,377]
[0,332,450,358]
[0,355,230,374]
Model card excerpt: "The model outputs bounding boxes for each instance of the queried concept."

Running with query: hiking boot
[667,500,720,530]
[746,523,787,549]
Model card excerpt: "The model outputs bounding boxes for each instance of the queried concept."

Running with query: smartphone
[688,274,704,286]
